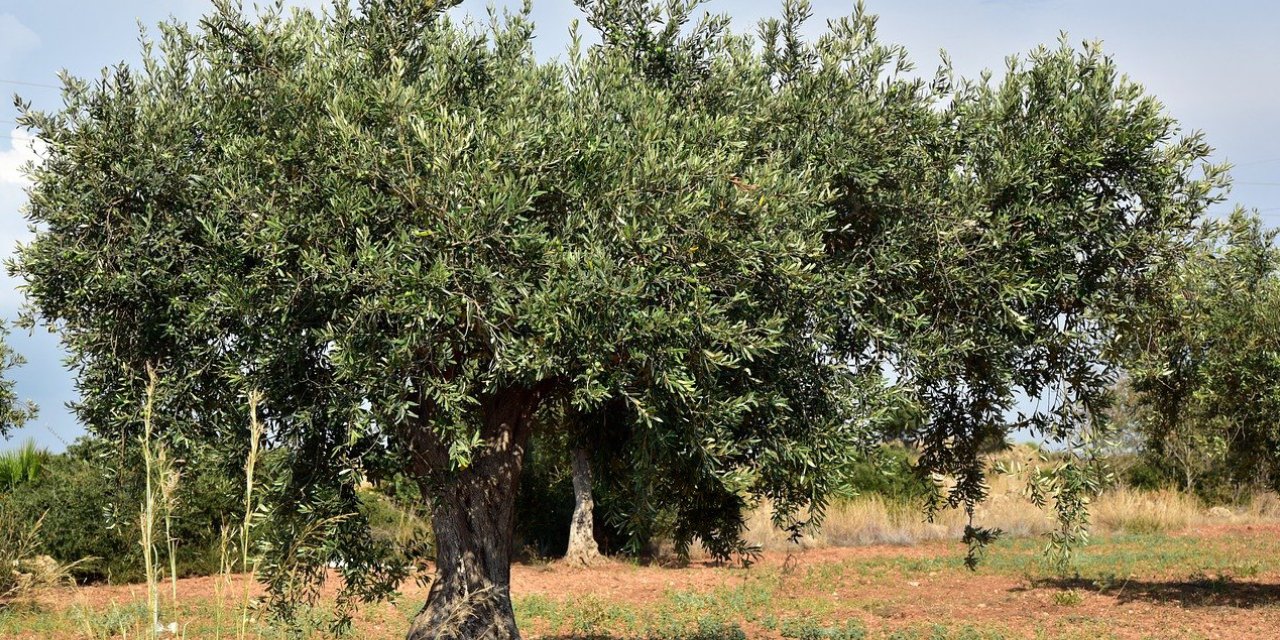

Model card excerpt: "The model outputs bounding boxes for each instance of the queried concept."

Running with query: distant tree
[10,1,1222,638]
[1123,210,1280,500]
[840,32,1226,554]
[515,404,610,565]
[564,415,604,566]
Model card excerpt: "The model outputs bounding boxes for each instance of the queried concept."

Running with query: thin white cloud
[0,13,40,69]
[0,129,44,312]
[0,128,45,187]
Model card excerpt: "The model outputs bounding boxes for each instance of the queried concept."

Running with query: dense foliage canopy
[11,1,1224,637]
[1123,211,1280,496]
[0,333,35,439]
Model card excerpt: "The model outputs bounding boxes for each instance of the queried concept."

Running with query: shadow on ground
[1020,577,1280,608]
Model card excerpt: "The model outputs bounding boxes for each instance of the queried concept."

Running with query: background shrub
[839,445,932,504]
[3,437,242,583]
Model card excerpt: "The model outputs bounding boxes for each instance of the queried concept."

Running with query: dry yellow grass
[744,449,1280,551]
[744,473,1053,550]
[1091,487,1200,534]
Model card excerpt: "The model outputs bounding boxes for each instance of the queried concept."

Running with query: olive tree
[1123,210,1280,497]
[11,0,1222,637]
[12,1,866,637]
[833,35,1227,554]
[587,0,1225,556]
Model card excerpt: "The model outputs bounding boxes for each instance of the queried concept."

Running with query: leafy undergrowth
[3,525,1280,639]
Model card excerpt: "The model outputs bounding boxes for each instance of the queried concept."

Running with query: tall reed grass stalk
[157,447,181,616]
[214,523,232,640]
[140,365,160,638]
[237,390,265,640]
[138,364,183,638]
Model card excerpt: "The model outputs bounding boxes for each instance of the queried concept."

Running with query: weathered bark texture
[406,387,544,640]
[564,446,603,566]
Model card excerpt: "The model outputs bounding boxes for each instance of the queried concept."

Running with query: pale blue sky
[1,1,1277,451]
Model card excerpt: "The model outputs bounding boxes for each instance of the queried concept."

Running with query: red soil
[24,524,1280,639]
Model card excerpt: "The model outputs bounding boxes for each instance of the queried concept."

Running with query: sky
[0,0,1277,451]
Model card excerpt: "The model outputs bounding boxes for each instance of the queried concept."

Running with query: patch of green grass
[883,624,1011,640]
[646,618,748,640]
[71,601,150,640]
[778,616,868,640]
[1050,589,1083,607]
[952,532,1279,584]
[0,603,82,639]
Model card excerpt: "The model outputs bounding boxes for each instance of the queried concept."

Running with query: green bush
[840,445,931,503]
[4,454,137,582]
[1122,457,1168,492]
[4,438,243,584]
[0,496,50,600]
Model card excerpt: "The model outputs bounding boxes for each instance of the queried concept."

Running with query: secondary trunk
[564,446,603,566]
[406,387,543,640]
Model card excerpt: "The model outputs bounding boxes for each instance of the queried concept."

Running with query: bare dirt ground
[11,523,1280,639]
[503,526,1280,639]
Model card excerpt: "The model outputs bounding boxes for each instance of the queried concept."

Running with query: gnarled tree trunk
[564,446,603,566]
[406,387,543,640]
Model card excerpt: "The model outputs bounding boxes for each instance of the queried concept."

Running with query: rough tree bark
[564,446,603,566]
[406,387,544,640]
